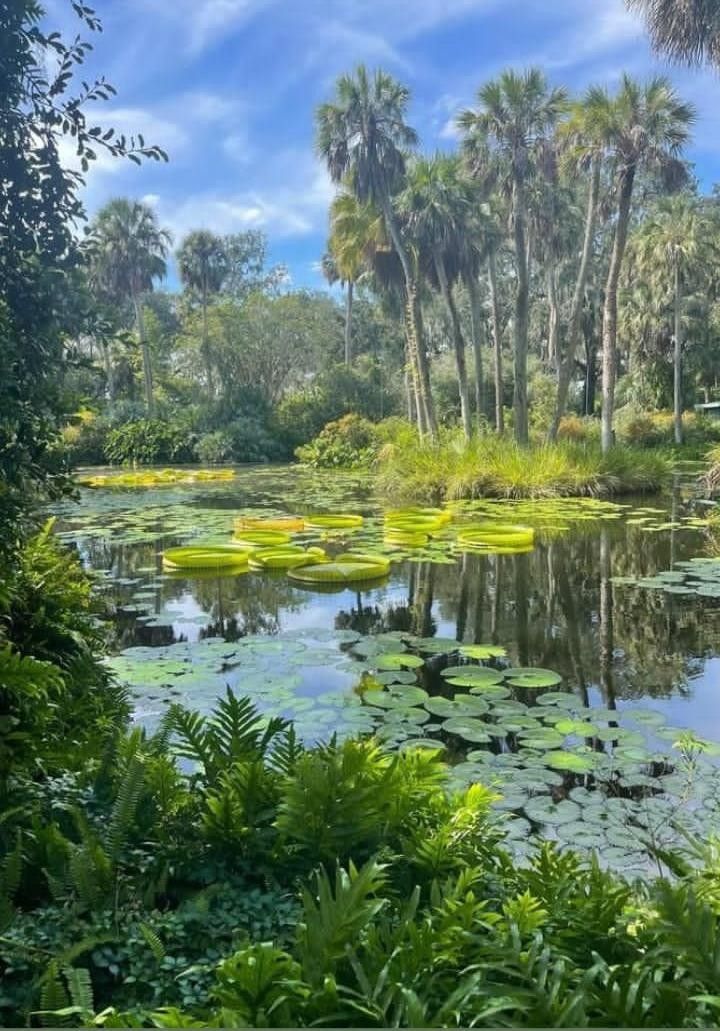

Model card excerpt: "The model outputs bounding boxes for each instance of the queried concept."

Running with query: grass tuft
[376,429,670,502]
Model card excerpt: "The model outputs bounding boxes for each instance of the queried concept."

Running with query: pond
[53,464,720,872]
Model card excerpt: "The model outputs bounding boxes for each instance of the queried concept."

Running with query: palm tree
[458,68,568,445]
[177,230,227,398]
[91,198,171,414]
[633,194,714,443]
[628,0,720,64]
[328,192,384,365]
[399,154,476,440]
[598,75,695,453]
[316,65,438,439]
[547,86,616,442]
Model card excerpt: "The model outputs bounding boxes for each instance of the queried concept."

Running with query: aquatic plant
[79,468,236,489]
[377,431,670,501]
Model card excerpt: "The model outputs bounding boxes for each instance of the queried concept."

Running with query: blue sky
[50,0,720,290]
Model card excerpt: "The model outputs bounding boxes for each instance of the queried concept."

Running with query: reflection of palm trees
[456,554,470,642]
[599,526,617,709]
[554,545,590,706]
[472,556,487,644]
[412,563,436,638]
[515,553,530,667]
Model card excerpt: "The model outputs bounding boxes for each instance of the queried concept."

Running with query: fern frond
[139,922,166,962]
[105,750,146,861]
[64,965,94,1013]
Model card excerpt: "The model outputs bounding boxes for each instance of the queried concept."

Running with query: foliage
[376,425,669,501]
[6,688,720,1027]
[0,0,163,553]
[104,420,198,466]
[0,522,125,777]
[296,414,380,468]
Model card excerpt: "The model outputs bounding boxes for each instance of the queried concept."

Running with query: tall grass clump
[377,428,669,502]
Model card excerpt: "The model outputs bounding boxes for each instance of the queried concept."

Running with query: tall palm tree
[458,68,568,445]
[177,230,227,399]
[316,65,439,439]
[91,198,171,414]
[399,154,476,440]
[547,86,616,442]
[633,193,714,443]
[328,192,384,366]
[628,0,720,64]
[598,75,695,453]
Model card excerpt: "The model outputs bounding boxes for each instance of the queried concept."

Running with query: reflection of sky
[586,660,720,741]
[58,470,720,741]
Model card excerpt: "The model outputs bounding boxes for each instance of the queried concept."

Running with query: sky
[48,0,720,290]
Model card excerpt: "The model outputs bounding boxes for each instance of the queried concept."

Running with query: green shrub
[296,414,380,468]
[0,522,126,777]
[61,409,110,466]
[196,430,234,465]
[104,420,198,466]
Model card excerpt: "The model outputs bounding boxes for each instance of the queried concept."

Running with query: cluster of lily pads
[613,556,720,598]
[78,468,237,489]
[104,622,720,873]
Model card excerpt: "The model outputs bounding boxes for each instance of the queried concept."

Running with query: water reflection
[69,476,717,727]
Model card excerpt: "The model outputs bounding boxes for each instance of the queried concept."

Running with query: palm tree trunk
[512,178,530,445]
[466,273,484,426]
[404,314,426,434]
[435,252,471,441]
[548,158,601,442]
[100,338,115,403]
[201,281,215,400]
[344,280,354,366]
[488,248,504,435]
[132,290,154,416]
[601,167,635,454]
[546,267,559,371]
[382,197,438,440]
[673,260,683,446]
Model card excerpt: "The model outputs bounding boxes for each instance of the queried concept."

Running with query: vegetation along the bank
[6,0,720,1027]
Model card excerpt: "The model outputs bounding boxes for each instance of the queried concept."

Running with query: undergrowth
[3,690,720,1027]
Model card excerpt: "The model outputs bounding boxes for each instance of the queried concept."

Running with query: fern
[139,922,165,962]
[105,748,146,862]
[0,829,22,931]
[64,966,94,1014]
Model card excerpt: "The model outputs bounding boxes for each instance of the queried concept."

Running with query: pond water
[53,464,720,871]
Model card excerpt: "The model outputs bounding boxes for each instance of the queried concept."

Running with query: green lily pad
[504,667,563,689]
[375,652,424,671]
[459,644,507,660]
[545,750,596,773]
[442,717,493,743]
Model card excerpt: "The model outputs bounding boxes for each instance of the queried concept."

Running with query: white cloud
[156,155,334,241]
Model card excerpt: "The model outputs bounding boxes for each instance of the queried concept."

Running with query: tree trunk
[404,308,427,435]
[132,290,154,416]
[435,252,471,441]
[344,280,354,366]
[201,280,215,399]
[601,167,635,454]
[382,197,438,440]
[100,338,115,403]
[466,273,484,425]
[548,158,601,442]
[546,267,560,372]
[673,260,683,446]
[512,178,530,445]
[488,248,504,434]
